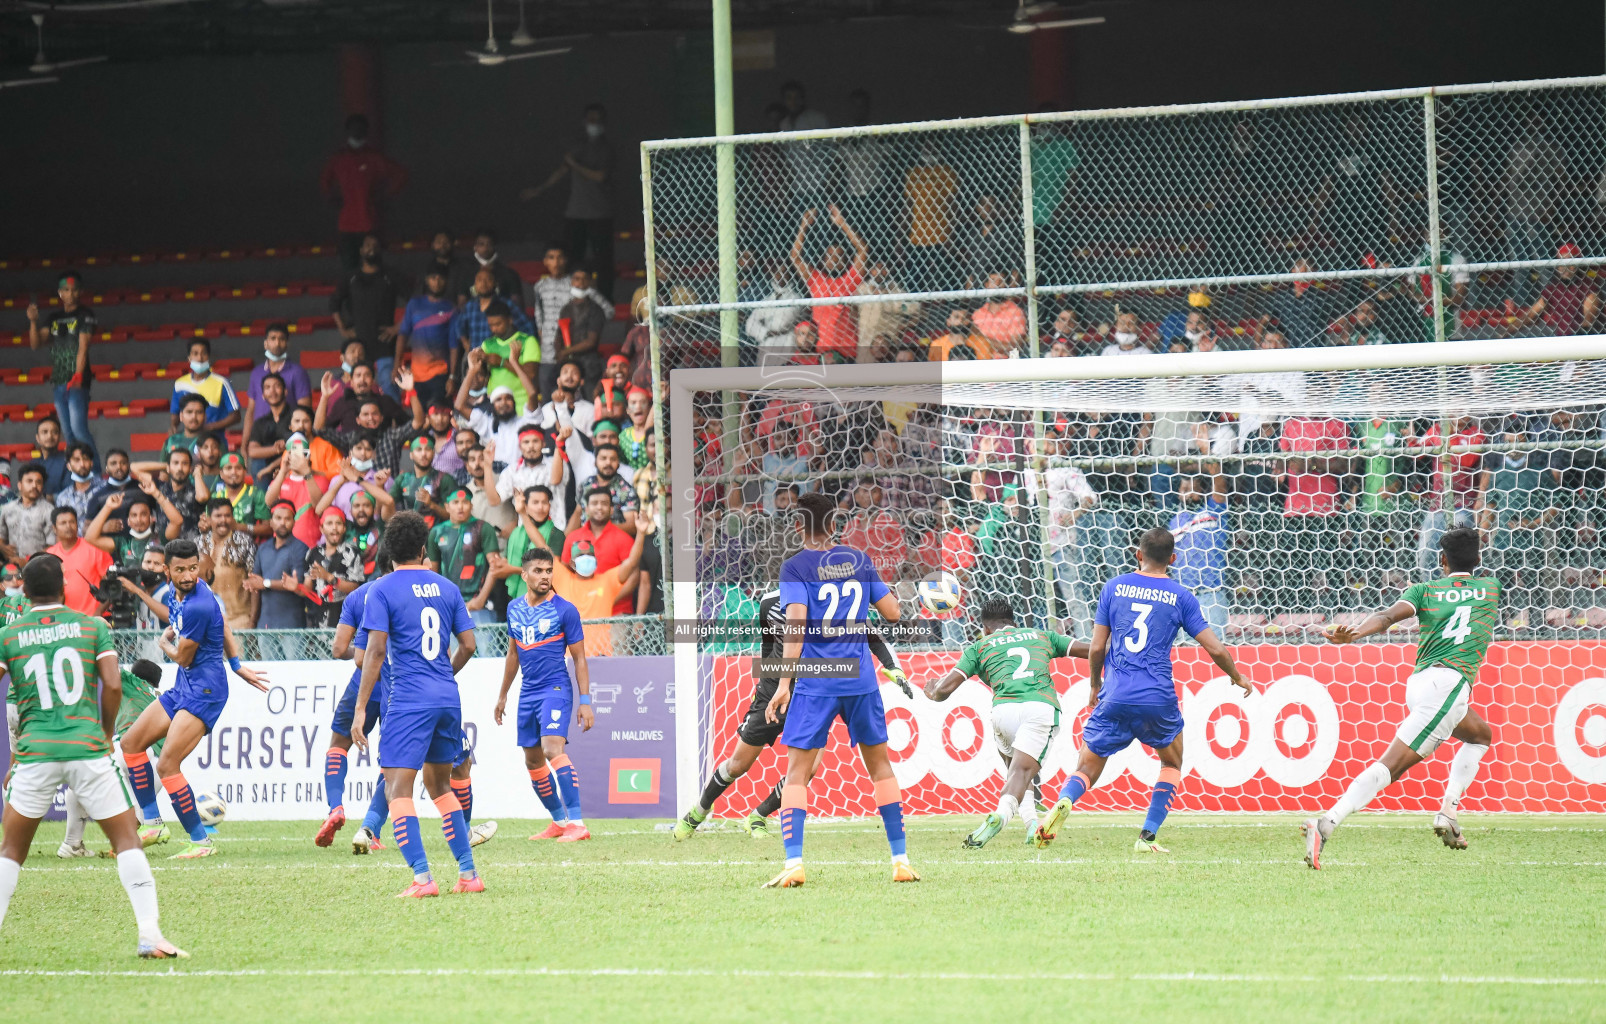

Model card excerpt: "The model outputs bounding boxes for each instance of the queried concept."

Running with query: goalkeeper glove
[884,666,914,700]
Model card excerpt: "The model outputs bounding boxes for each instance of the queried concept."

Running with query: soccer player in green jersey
[1306,527,1497,868]
[48,659,164,859]
[0,555,186,957]
[0,563,28,625]
[925,597,1089,848]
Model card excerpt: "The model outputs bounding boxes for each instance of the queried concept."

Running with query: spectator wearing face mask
[53,442,101,531]
[246,324,314,441]
[555,270,608,393]
[562,486,641,617]
[0,563,26,624]
[320,113,408,272]
[85,490,182,568]
[531,246,609,398]
[522,103,616,300]
[332,234,406,392]
[1100,312,1152,356]
[321,363,411,434]
[170,338,242,435]
[86,448,140,524]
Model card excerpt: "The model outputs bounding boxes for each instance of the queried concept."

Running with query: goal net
[668,337,1606,816]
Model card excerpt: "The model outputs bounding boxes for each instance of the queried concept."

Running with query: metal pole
[713,0,739,477]
[669,372,702,811]
[1020,117,1058,629]
[1424,92,1446,344]
[641,145,670,623]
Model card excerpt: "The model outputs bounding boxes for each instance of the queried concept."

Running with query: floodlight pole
[714,0,739,476]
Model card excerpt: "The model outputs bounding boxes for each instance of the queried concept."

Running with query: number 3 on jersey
[420,607,442,660]
[1124,602,1153,653]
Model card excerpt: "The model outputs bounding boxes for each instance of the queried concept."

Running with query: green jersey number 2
[1441,606,1474,645]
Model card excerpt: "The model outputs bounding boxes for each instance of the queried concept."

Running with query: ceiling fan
[28,14,108,74]
[459,0,571,66]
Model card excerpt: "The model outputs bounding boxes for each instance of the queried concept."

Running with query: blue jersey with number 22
[1094,572,1208,706]
[778,545,890,697]
[361,567,474,713]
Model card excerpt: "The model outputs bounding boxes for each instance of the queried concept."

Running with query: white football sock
[1327,762,1391,827]
[63,790,88,846]
[996,793,1019,829]
[116,850,162,945]
[1441,743,1489,815]
[0,856,19,932]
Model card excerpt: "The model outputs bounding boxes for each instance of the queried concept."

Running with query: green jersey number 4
[24,648,86,710]
[1442,605,1474,645]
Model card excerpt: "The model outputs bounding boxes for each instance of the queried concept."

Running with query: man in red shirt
[1506,242,1599,337]
[319,114,408,272]
[838,482,907,579]
[45,506,112,616]
[1279,415,1350,518]
[789,203,869,361]
[562,485,636,615]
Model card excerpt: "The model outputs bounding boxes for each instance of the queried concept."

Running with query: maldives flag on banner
[707,642,1606,816]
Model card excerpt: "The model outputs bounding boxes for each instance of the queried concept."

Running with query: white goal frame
[666,335,1606,809]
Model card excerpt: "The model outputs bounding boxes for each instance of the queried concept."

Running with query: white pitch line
[1,966,1603,987]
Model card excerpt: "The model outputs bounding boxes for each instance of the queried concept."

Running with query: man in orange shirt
[971,273,1027,357]
[44,506,113,616]
[927,308,988,362]
[497,514,651,655]
[790,204,868,362]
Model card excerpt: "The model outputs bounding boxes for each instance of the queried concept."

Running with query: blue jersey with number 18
[361,567,474,713]
[1094,571,1208,706]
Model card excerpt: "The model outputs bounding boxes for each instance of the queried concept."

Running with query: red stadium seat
[130,432,168,453]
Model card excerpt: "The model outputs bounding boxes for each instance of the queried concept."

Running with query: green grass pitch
[2,813,1604,1023]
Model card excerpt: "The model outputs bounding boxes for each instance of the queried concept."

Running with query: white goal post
[667,336,1606,812]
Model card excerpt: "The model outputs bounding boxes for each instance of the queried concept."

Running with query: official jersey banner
[117,656,675,821]
[707,643,1606,816]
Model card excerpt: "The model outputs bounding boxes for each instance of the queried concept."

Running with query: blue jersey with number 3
[778,545,890,697]
[361,567,474,713]
[1094,572,1208,706]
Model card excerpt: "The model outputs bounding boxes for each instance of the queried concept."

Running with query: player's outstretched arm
[923,667,967,702]
[1087,624,1111,707]
[1324,599,1415,645]
[1196,628,1251,696]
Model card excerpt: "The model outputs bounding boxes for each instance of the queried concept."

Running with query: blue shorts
[378,706,464,770]
[780,690,888,751]
[331,675,382,740]
[1081,700,1184,758]
[159,688,228,733]
[454,727,474,768]
[517,679,573,748]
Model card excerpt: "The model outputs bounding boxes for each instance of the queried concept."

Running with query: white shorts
[3,757,134,821]
[991,701,1061,765]
[1394,665,1470,757]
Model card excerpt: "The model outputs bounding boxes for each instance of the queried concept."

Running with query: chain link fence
[111,615,670,667]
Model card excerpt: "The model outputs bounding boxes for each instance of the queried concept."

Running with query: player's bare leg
[144,710,215,859]
[1304,739,1423,869]
[964,749,1042,849]
[1134,735,1184,853]
[316,730,356,847]
[0,801,184,958]
[861,742,918,882]
[1434,709,1493,850]
[762,744,817,888]
[451,754,498,848]
[1037,746,1110,849]
[119,700,175,847]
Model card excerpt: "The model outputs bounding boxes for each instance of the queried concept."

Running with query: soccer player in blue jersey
[762,491,916,888]
[350,511,482,897]
[120,540,270,859]
[494,546,594,842]
[1038,527,1250,853]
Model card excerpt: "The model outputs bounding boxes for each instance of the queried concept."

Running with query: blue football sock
[553,758,584,824]
[878,801,907,857]
[1061,770,1091,805]
[1143,771,1181,838]
[780,807,806,862]
[437,797,476,876]
[529,766,568,823]
[391,802,431,880]
[125,752,161,823]
[324,748,348,812]
[160,774,209,843]
[451,780,473,825]
[362,774,389,835]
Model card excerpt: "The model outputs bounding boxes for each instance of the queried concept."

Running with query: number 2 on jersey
[1441,605,1473,645]
[817,581,863,626]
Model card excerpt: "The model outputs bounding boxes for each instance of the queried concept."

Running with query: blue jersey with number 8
[361,567,474,713]
[778,545,890,697]
[1094,572,1208,706]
